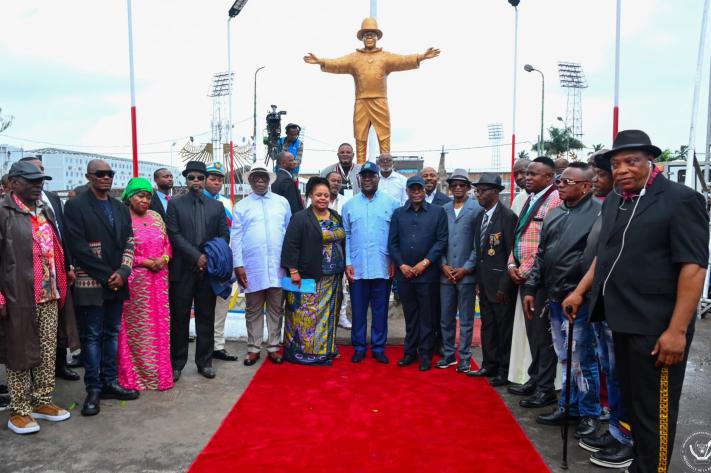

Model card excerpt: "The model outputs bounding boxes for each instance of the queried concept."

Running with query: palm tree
[531,126,584,157]
[657,149,674,163]
[0,108,13,134]
[587,143,604,155]
[517,150,529,160]
[673,145,689,160]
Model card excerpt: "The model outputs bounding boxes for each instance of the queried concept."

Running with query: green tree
[531,126,584,157]
[0,108,13,134]
[587,143,604,155]
[657,149,674,163]
[673,145,689,160]
[517,150,529,160]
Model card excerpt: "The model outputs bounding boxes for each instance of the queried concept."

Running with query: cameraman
[278,123,304,176]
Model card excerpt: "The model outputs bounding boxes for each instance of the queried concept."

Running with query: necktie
[194,198,205,246]
[480,213,489,255]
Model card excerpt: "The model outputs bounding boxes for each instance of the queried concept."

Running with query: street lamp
[227,0,249,203]
[253,66,265,163]
[507,0,521,201]
[524,64,545,157]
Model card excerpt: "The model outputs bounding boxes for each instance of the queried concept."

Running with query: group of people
[0,130,706,473]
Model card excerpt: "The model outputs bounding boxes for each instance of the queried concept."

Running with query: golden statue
[304,17,440,164]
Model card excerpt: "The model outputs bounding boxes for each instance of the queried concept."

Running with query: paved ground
[1,306,709,473]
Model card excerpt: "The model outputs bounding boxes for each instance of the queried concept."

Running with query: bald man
[421,167,452,206]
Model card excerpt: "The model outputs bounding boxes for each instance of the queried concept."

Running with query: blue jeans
[594,321,633,446]
[549,302,601,417]
[351,279,390,353]
[76,300,123,392]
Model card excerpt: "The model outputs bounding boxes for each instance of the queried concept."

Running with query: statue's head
[357,17,382,49]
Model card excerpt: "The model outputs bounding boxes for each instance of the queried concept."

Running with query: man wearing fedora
[203,162,239,362]
[304,18,440,165]
[166,161,229,381]
[564,130,708,472]
[469,173,518,386]
[231,166,291,366]
[436,169,482,372]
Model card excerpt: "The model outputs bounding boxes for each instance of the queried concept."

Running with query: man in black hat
[388,175,447,371]
[166,161,229,381]
[64,159,138,416]
[564,130,709,473]
[469,173,518,386]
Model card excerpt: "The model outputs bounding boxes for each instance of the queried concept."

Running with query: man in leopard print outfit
[0,161,71,434]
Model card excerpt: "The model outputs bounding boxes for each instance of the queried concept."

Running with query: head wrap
[121,177,154,202]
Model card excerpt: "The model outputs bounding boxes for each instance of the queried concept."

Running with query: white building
[0,145,182,191]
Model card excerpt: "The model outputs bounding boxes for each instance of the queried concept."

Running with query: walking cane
[561,306,576,470]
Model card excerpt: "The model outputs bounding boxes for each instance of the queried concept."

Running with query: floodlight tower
[488,123,504,170]
[207,71,234,167]
[558,62,588,150]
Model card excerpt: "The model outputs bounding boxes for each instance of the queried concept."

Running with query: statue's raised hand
[303,53,322,65]
[422,47,441,60]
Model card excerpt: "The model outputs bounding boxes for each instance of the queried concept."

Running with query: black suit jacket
[149,192,167,220]
[271,169,304,215]
[430,191,452,206]
[166,192,229,282]
[589,174,709,335]
[44,191,72,266]
[474,203,518,302]
[64,190,134,302]
[281,207,343,280]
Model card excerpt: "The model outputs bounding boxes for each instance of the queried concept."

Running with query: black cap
[8,161,52,181]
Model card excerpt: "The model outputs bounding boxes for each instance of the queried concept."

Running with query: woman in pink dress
[118,177,173,391]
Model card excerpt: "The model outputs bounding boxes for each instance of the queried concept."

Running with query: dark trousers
[76,300,123,392]
[399,281,438,360]
[432,283,443,351]
[479,287,515,376]
[613,330,693,473]
[351,279,390,354]
[522,289,556,392]
[170,274,217,371]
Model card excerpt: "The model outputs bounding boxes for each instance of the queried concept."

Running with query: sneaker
[590,443,634,469]
[31,403,71,422]
[579,431,617,453]
[455,361,471,373]
[436,357,457,369]
[8,415,40,434]
[338,316,352,329]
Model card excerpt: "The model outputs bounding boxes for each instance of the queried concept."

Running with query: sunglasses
[449,182,469,189]
[186,175,206,181]
[556,178,590,186]
[89,170,115,178]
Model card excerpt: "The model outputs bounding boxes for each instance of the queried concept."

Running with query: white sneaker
[338,316,352,329]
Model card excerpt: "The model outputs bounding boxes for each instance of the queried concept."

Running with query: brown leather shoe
[268,352,284,364]
[243,353,260,366]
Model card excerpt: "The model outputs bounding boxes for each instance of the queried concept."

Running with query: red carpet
[190,346,549,473]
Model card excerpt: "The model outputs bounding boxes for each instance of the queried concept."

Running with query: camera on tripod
[264,105,287,166]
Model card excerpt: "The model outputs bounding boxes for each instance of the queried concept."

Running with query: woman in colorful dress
[117,177,173,390]
[281,177,345,365]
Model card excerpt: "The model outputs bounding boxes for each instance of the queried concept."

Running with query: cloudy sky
[0,0,708,172]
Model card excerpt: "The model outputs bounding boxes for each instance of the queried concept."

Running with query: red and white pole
[127,0,139,177]
[612,0,621,140]
[509,5,519,202]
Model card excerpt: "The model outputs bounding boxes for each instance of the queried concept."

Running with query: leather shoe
[100,383,140,401]
[508,381,536,396]
[243,353,260,366]
[267,352,283,364]
[373,352,389,364]
[213,349,239,362]
[578,431,618,453]
[466,367,494,378]
[489,376,510,387]
[172,370,181,382]
[419,358,432,372]
[575,416,600,439]
[398,355,417,367]
[536,408,579,426]
[519,390,557,408]
[351,351,366,363]
[198,366,216,379]
[56,363,80,381]
[81,390,101,416]
[590,443,634,469]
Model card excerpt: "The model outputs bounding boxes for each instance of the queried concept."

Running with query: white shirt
[378,171,408,205]
[230,191,292,293]
[528,184,553,207]
[484,202,498,221]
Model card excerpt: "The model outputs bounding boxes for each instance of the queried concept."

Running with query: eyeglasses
[449,182,469,189]
[186,175,206,181]
[251,175,269,183]
[556,178,590,186]
[88,170,115,178]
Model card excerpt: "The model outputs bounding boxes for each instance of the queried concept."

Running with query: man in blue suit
[437,169,483,372]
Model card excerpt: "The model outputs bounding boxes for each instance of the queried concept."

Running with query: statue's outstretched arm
[303,53,323,66]
[305,52,352,74]
[420,47,441,61]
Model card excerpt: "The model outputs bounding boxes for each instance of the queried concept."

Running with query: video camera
[264,105,287,166]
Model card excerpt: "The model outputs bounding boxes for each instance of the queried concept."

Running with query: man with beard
[377,154,407,205]
[150,167,174,221]
[421,167,451,206]
[320,143,361,197]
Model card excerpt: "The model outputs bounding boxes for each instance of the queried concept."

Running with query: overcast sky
[0,0,709,172]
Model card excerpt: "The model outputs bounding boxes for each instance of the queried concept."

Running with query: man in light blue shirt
[231,166,292,366]
[342,162,400,364]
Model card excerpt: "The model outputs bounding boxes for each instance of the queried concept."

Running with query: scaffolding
[558,62,587,146]
[488,123,504,170]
